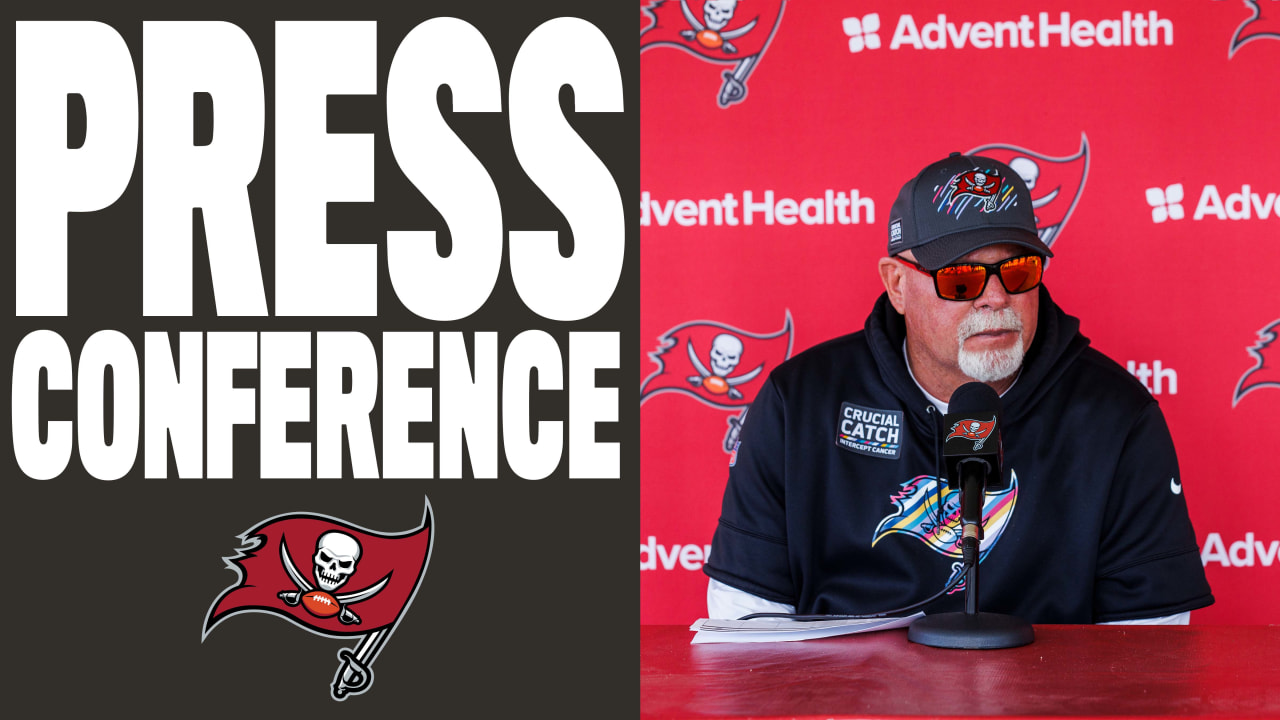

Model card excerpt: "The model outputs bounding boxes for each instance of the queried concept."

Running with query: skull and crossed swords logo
[277,531,389,625]
[686,332,763,400]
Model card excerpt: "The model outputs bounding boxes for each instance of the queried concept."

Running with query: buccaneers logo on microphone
[1233,318,1280,406]
[640,0,787,107]
[946,417,997,450]
[968,134,1090,250]
[204,500,433,701]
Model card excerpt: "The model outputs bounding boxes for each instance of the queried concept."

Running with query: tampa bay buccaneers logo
[968,134,1090,250]
[1233,319,1280,406]
[204,501,433,701]
[873,472,1019,593]
[641,312,793,452]
[949,170,1005,212]
[640,0,786,107]
[946,416,997,450]
[1217,0,1280,57]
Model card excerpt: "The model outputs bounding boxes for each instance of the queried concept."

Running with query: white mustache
[957,308,1023,344]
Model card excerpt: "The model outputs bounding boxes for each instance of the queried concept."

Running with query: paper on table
[689,612,923,644]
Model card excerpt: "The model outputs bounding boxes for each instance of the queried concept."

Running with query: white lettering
[890,14,923,50]
[1201,532,1280,567]
[1201,532,1229,567]
[1229,532,1255,567]
[921,14,947,49]
[1041,11,1070,47]
[143,332,203,478]
[640,536,713,571]
[1194,184,1226,220]
[15,22,138,317]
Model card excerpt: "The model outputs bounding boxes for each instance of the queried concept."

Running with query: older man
[703,152,1213,624]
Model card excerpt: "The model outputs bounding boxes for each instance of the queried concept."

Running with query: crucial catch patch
[835,402,903,460]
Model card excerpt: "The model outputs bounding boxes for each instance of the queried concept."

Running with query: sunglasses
[897,254,1044,301]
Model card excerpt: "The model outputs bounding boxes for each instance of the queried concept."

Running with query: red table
[641,625,1280,719]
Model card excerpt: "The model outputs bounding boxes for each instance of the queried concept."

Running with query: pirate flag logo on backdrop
[204,500,433,701]
[641,312,793,454]
[967,134,1090,250]
[640,0,786,107]
[1233,318,1280,406]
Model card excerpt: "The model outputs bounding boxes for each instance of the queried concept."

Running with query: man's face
[887,243,1040,390]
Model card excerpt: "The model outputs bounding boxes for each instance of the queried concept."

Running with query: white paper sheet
[689,613,922,644]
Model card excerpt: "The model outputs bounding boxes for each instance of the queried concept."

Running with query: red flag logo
[641,312,792,410]
[641,0,787,106]
[204,501,433,700]
[641,313,793,455]
[949,170,1005,212]
[946,418,997,443]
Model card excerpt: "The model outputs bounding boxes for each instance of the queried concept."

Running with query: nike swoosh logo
[1170,477,1182,495]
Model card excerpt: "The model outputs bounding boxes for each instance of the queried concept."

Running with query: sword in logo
[275,537,393,699]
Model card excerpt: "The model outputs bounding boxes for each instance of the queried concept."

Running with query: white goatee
[956,307,1025,382]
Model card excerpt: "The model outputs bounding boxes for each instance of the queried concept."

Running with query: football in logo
[641,312,793,453]
[204,501,434,701]
[640,0,787,106]
[303,590,342,618]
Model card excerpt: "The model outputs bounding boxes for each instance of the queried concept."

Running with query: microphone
[907,381,1034,650]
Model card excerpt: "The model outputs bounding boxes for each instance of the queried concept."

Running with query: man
[703,152,1213,624]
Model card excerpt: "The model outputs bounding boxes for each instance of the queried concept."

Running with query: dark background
[2,1,638,715]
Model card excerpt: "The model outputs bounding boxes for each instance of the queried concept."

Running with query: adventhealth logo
[1146,183,1278,223]
[1146,184,1185,224]
[843,13,882,53]
[843,11,1173,51]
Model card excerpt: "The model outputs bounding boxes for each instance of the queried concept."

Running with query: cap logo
[942,169,1007,214]
[888,219,903,246]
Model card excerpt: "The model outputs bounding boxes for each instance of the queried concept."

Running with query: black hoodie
[704,286,1213,623]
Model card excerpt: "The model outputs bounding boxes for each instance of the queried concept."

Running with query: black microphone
[908,381,1033,650]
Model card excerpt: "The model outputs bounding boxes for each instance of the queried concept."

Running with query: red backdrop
[640,0,1280,624]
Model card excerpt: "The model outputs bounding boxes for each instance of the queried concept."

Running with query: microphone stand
[908,459,1035,649]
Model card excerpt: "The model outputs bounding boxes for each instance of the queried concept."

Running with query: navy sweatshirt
[704,287,1213,623]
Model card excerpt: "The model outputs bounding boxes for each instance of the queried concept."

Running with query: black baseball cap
[887,152,1052,271]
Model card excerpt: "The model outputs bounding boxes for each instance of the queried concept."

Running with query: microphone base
[908,612,1035,650]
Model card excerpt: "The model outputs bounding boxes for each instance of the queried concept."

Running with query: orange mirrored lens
[998,255,1043,294]
[934,265,989,300]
